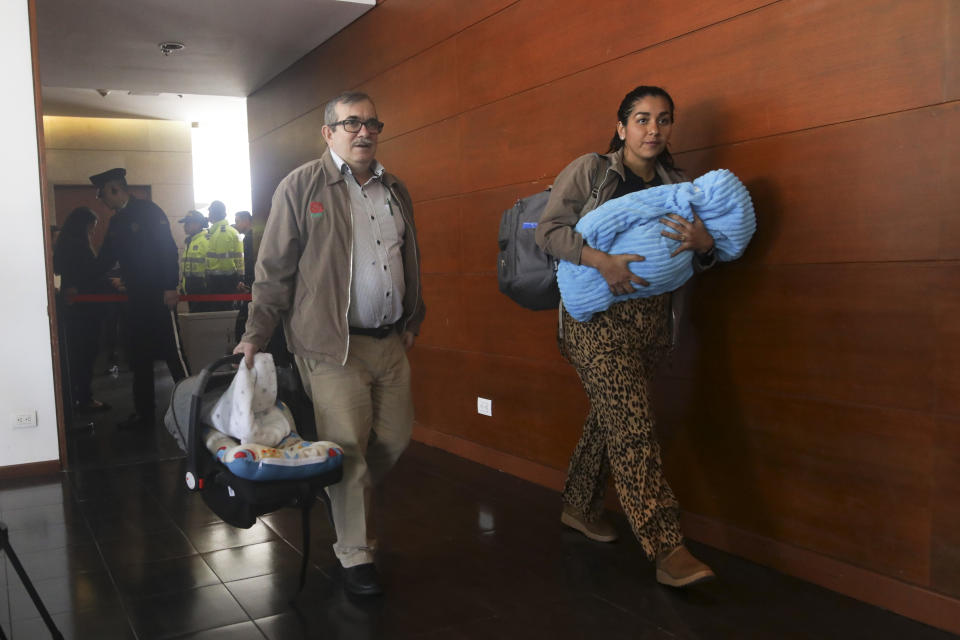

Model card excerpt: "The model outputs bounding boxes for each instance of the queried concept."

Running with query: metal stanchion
[0,523,64,639]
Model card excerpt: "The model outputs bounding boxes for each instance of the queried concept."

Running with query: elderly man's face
[322,99,379,170]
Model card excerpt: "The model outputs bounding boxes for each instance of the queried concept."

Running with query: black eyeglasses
[327,118,384,134]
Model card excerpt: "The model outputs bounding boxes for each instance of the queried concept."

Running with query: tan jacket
[242,149,426,365]
[536,150,686,263]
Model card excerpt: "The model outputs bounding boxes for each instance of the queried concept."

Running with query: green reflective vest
[205,219,244,277]
[180,232,209,291]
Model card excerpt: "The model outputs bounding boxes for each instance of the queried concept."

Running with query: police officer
[90,168,189,429]
[204,200,244,311]
[179,210,209,312]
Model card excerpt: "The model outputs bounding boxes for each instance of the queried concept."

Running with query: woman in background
[54,206,111,413]
[536,86,716,587]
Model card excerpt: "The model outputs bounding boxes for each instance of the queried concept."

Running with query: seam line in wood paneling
[411,178,557,206]
[372,0,785,147]
[373,0,784,141]
[406,99,960,209]
[251,0,781,144]
[675,99,960,159]
[249,0,524,142]
[401,98,958,206]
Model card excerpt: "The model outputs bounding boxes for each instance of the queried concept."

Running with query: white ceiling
[37,0,374,121]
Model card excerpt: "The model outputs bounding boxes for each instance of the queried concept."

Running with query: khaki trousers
[295,332,413,567]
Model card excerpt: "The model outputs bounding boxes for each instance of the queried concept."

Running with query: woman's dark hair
[606,85,676,170]
[53,207,98,275]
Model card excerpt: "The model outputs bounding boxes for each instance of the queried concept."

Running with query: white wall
[0,1,61,467]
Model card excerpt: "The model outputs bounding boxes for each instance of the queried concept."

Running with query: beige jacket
[536,150,686,263]
[242,149,426,365]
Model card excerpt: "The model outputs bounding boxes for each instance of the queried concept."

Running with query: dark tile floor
[1,365,957,639]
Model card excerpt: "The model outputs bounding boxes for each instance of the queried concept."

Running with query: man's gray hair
[324,91,375,126]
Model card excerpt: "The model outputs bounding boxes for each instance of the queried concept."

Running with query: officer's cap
[89,168,127,189]
[179,210,208,228]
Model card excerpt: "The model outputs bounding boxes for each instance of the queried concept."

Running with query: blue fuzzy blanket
[557,169,755,322]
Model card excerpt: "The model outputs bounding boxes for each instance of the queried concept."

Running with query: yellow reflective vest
[205,219,244,277]
[180,232,209,292]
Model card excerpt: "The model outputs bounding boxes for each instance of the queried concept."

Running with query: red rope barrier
[68,293,252,303]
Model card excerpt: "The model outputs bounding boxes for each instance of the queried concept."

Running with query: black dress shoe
[342,563,383,596]
[116,413,152,430]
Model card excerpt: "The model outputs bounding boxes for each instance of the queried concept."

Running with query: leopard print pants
[561,294,683,559]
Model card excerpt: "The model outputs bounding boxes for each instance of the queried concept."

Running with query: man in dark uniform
[90,168,190,429]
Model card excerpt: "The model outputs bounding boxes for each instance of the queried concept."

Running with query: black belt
[349,322,398,339]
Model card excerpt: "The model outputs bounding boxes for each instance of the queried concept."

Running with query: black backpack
[497,189,559,310]
[497,154,608,311]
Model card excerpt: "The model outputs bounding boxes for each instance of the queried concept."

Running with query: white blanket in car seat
[207,352,292,446]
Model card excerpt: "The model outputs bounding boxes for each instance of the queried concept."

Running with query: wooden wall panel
[938,113,960,262]
[417,274,561,363]
[413,196,460,275]
[357,38,460,141]
[248,108,326,218]
[415,274,469,351]
[948,1,960,102]
[687,263,938,412]
[932,415,960,598]
[447,0,951,194]
[655,382,935,584]
[454,0,774,110]
[677,103,959,266]
[376,118,461,202]
[459,274,562,362]
[410,347,586,470]
[247,0,515,140]
[935,265,960,417]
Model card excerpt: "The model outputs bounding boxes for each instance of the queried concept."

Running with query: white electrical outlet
[477,397,492,416]
[12,411,37,429]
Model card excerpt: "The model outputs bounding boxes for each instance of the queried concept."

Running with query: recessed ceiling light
[159,41,185,56]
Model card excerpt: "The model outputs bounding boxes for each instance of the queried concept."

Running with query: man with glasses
[90,168,189,430]
[235,91,426,596]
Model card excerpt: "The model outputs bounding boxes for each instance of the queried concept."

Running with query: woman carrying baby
[536,85,716,587]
